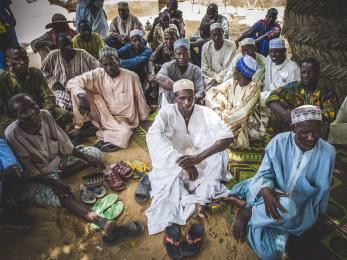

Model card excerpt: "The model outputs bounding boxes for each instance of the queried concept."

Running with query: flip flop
[105,172,126,191]
[164,224,183,260]
[80,184,96,204]
[82,172,105,188]
[90,201,124,231]
[102,221,145,245]
[90,185,107,198]
[126,160,150,179]
[91,193,118,215]
[100,142,121,153]
[134,175,151,204]
[179,223,204,257]
[112,161,133,179]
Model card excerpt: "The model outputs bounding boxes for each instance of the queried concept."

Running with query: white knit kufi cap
[269,38,285,49]
[173,79,195,93]
[291,105,322,124]
[240,38,255,46]
[210,22,222,31]
[130,29,143,38]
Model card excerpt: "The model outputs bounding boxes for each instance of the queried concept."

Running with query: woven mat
[132,118,347,259]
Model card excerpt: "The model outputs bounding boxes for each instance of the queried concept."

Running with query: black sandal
[179,223,204,257]
[100,142,120,153]
[102,221,145,245]
[164,224,183,260]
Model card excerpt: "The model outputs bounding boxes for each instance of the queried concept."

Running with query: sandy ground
[1,138,257,260]
[0,1,281,259]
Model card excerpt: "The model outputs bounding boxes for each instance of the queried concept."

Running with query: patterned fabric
[54,89,73,112]
[72,32,105,59]
[0,68,57,131]
[99,46,118,60]
[148,44,175,74]
[266,81,338,123]
[249,19,281,56]
[291,105,322,124]
[31,146,101,207]
[236,55,258,79]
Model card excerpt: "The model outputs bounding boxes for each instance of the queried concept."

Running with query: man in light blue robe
[226,105,336,259]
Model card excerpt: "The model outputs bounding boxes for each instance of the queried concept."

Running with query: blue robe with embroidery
[230,132,335,259]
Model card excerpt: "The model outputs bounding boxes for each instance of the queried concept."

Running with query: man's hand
[83,154,105,170]
[0,164,21,181]
[183,166,199,181]
[177,155,202,168]
[50,179,73,197]
[77,93,91,116]
[281,111,292,125]
[260,187,288,221]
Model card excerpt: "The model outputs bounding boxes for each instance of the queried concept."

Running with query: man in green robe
[0,46,72,135]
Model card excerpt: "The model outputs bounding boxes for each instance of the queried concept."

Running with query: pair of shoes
[164,224,204,259]
[94,140,120,153]
[104,161,134,192]
[80,184,107,204]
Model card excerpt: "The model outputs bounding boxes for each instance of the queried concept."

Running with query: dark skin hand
[176,138,233,169]
[77,93,91,115]
[260,187,288,220]
[71,148,105,170]
[33,175,73,197]
[231,206,252,241]
[183,165,199,181]
[267,101,291,125]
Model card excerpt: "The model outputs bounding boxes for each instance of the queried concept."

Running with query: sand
[0,138,257,260]
[0,1,275,259]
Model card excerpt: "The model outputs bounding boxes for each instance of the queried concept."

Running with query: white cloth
[328,96,347,144]
[291,105,322,124]
[263,56,300,103]
[240,38,255,46]
[146,104,233,235]
[201,39,236,84]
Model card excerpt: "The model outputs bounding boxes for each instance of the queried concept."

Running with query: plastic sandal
[164,224,183,260]
[90,185,107,198]
[102,221,145,245]
[82,172,105,188]
[111,161,133,179]
[100,142,120,153]
[80,184,96,204]
[90,201,124,231]
[105,172,126,191]
[91,193,118,215]
[125,160,151,179]
[179,223,204,257]
[134,175,151,204]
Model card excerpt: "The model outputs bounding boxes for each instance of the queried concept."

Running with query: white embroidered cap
[173,79,195,93]
[291,105,322,124]
[130,29,144,38]
[210,22,223,32]
[269,38,285,49]
[240,38,255,46]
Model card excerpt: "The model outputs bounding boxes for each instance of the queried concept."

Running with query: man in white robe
[201,23,236,88]
[66,46,149,152]
[146,79,233,235]
[263,38,300,102]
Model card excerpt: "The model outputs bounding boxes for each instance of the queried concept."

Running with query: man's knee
[52,107,73,129]
[278,196,297,220]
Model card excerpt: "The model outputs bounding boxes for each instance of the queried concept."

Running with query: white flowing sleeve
[146,108,182,170]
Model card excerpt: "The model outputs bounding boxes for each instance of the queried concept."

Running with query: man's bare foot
[231,206,252,242]
[193,205,207,219]
[222,196,247,208]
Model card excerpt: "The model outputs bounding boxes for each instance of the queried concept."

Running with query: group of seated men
[0,0,345,258]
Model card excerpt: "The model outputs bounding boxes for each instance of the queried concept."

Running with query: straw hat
[45,13,73,29]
